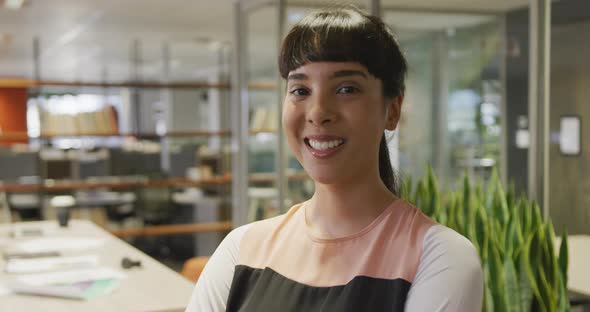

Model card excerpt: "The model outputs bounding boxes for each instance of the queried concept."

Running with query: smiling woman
[282,62,397,192]
[187,6,483,312]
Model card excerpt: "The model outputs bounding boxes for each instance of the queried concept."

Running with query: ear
[385,95,403,131]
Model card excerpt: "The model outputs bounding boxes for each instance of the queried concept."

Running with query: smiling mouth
[303,137,346,158]
[304,138,345,150]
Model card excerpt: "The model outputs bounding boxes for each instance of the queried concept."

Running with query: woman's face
[282,62,401,186]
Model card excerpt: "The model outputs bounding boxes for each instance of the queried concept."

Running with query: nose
[307,93,335,126]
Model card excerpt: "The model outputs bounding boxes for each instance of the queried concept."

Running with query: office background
[0,0,588,305]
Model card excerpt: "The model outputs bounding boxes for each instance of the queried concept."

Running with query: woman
[187,6,483,311]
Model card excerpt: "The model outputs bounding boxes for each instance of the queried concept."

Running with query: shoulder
[239,203,303,248]
[420,224,481,270]
[210,203,302,262]
[185,223,254,312]
[404,225,483,311]
[221,223,253,255]
[391,200,480,273]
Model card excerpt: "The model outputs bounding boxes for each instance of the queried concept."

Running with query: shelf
[249,172,309,183]
[0,173,309,193]
[0,78,277,90]
[247,82,278,90]
[1,129,280,139]
[109,221,233,237]
[0,78,230,90]
[1,129,283,139]
[0,130,232,140]
[249,129,278,135]
[0,177,232,193]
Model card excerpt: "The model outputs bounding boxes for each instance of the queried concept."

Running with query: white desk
[0,220,194,312]
[566,235,590,297]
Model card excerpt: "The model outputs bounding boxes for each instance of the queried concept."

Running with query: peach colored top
[187,199,483,311]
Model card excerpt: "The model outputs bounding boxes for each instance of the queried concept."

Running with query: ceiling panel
[0,0,527,82]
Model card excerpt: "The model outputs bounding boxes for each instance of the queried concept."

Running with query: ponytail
[378,134,399,196]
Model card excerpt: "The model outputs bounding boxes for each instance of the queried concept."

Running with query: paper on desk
[6,278,121,300]
[8,237,105,253]
[5,255,99,274]
[4,267,126,300]
[16,267,126,285]
[0,284,13,296]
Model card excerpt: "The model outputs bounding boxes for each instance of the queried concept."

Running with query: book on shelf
[250,107,278,132]
[40,106,120,136]
[250,107,268,131]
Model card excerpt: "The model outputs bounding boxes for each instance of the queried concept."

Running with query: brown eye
[289,88,310,96]
[337,86,359,94]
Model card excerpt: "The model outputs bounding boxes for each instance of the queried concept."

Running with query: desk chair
[132,184,174,259]
[181,256,210,282]
[75,149,130,226]
[169,144,199,178]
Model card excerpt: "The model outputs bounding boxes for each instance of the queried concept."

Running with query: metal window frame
[528,0,551,219]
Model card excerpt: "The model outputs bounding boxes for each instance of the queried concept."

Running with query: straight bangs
[279,7,406,97]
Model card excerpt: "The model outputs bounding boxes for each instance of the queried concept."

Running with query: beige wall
[549,21,590,234]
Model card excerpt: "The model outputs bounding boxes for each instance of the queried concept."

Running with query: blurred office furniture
[131,181,173,255]
[169,144,199,178]
[0,219,194,312]
[109,147,161,177]
[562,235,590,297]
[75,189,136,225]
[75,150,135,226]
[0,132,235,265]
[0,148,42,220]
[181,256,209,282]
[172,190,224,258]
[555,235,590,311]
[40,148,73,180]
[78,149,110,179]
[247,187,278,222]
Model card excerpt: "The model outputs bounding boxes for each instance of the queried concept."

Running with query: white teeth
[308,139,343,151]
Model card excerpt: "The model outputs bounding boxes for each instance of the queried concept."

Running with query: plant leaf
[558,226,569,292]
[504,257,521,312]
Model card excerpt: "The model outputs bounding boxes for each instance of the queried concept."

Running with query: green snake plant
[402,166,570,312]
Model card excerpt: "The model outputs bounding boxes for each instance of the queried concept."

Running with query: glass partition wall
[0,2,234,267]
[233,0,325,225]
[383,10,504,188]
[234,2,590,303]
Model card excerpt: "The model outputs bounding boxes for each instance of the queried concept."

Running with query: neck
[306,173,398,239]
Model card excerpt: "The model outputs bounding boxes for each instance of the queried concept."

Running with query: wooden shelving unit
[0,130,232,140]
[109,221,233,238]
[0,78,277,90]
[0,177,225,193]
[0,78,302,238]
[0,129,289,140]
[249,129,278,135]
[0,78,230,90]
[0,172,309,193]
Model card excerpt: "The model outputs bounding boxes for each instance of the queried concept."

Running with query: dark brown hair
[278,6,407,195]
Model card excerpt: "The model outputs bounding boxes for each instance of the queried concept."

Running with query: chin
[304,165,351,186]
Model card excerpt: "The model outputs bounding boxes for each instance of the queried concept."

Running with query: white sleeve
[405,225,484,312]
[185,224,251,312]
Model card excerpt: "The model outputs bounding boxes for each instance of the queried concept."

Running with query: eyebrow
[330,70,368,79]
[287,69,368,81]
[287,73,308,80]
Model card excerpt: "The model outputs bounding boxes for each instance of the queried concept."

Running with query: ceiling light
[4,0,25,10]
